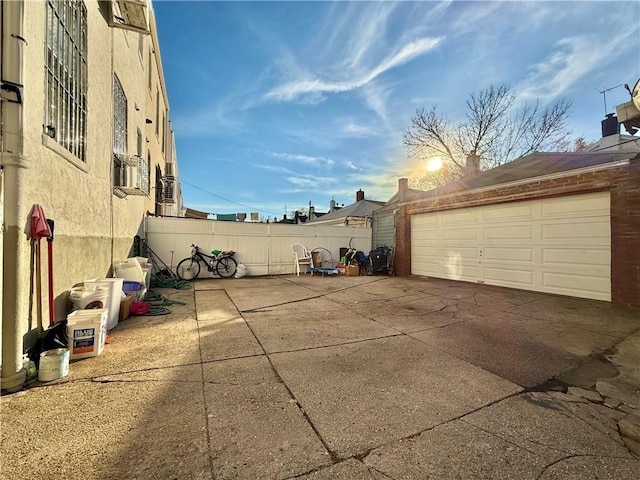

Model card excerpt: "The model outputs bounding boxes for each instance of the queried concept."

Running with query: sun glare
[426,157,443,172]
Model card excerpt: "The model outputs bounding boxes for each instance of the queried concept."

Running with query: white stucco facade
[1,0,182,390]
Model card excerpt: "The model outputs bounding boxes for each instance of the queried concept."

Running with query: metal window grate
[45,0,88,162]
[113,75,128,154]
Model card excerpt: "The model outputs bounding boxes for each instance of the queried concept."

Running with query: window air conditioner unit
[113,153,150,196]
[163,175,175,203]
[107,0,151,35]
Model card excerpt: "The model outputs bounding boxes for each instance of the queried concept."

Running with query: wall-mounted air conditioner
[163,175,175,203]
[103,0,151,35]
[113,153,150,196]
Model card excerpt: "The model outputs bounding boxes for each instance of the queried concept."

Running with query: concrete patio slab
[463,394,634,462]
[195,289,239,322]
[95,363,204,382]
[367,309,475,334]
[365,418,550,479]
[197,317,264,362]
[410,311,623,388]
[68,317,202,380]
[270,335,522,458]
[298,458,390,479]
[508,296,640,338]
[3,275,639,480]
[246,308,399,353]
[200,355,277,384]
[242,296,344,315]
[0,380,209,480]
[537,456,640,480]
[288,275,380,295]
[224,282,322,312]
[204,381,331,479]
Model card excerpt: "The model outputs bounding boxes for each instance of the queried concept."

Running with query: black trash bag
[27,320,68,368]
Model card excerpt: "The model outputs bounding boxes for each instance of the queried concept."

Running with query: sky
[153,1,640,220]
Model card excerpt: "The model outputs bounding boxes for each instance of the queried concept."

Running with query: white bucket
[84,278,124,331]
[70,285,110,311]
[113,258,145,284]
[38,348,70,382]
[66,309,108,360]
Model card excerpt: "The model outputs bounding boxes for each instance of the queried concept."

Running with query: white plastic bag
[234,264,248,278]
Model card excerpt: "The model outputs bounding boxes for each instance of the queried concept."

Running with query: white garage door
[411,191,611,301]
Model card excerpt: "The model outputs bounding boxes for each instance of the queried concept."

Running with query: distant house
[307,190,385,227]
[386,113,640,310]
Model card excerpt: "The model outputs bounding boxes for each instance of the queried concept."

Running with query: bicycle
[176,244,238,280]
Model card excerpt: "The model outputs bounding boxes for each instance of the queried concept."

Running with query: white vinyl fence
[144,216,372,277]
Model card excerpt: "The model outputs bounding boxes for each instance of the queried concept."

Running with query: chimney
[236,213,246,222]
[294,210,299,224]
[356,189,364,202]
[398,178,408,201]
[601,113,620,138]
[330,199,336,211]
[309,205,315,219]
[466,150,480,175]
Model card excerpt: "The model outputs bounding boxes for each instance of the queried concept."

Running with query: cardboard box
[346,265,360,276]
[119,294,135,322]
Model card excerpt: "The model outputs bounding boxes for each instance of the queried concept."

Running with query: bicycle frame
[175,244,238,281]
[189,245,233,272]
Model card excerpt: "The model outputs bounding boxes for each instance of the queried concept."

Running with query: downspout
[1,0,29,391]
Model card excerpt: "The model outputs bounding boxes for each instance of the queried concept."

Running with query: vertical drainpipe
[1,0,29,391]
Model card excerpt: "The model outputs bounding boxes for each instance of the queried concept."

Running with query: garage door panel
[541,193,610,218]
[442,227,479,241]
[440,209,478,225]
[484,225,534,241]
[484,267,535,288]
[542,248,609,267]
[482,203,535,222]
[542,272,610,301]
[484,247,534,263]
[542,220,609,242]
[441,263,479,282]
[411,191,611,301]
[412,215,439,228]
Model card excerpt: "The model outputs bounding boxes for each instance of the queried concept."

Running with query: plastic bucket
[66,309,108,360]
[38,348,70,382]
[70,286,110,311]
[84,278,124,331]
[113,258,145,283]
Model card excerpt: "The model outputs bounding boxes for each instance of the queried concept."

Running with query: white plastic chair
[291,244,311,275]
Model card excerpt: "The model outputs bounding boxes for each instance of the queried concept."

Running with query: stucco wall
[11,1,161,337]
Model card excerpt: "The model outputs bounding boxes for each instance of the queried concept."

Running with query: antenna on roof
[596,84,622,116]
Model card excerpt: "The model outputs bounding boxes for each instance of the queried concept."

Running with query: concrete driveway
[2,275,639,479]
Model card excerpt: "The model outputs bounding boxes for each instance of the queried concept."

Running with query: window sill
[42,134,88,172]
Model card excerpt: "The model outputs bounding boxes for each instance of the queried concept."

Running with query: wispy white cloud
[517,27,638,101]
[272,152,335,169]
[341,121,379,138]
[266,37,443,103]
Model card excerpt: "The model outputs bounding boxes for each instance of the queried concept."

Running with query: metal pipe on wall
[1,0,30,392]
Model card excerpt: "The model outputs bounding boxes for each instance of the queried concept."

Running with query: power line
[181,180,280,216]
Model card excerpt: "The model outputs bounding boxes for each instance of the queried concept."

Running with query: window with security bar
[113,75,127,154]
[45,0,88,162]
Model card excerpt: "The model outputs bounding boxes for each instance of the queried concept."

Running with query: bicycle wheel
[176,257,201,281]
[215,256,238,278]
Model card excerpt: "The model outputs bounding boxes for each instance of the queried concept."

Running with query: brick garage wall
[610,160,640,310]
[394,159,640,310]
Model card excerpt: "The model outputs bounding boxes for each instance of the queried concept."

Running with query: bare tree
[403,84,572,186]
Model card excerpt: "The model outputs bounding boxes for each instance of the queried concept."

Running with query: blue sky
[154,1,639,220]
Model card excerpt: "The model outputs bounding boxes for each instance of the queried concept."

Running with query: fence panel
[145,217,372,277]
